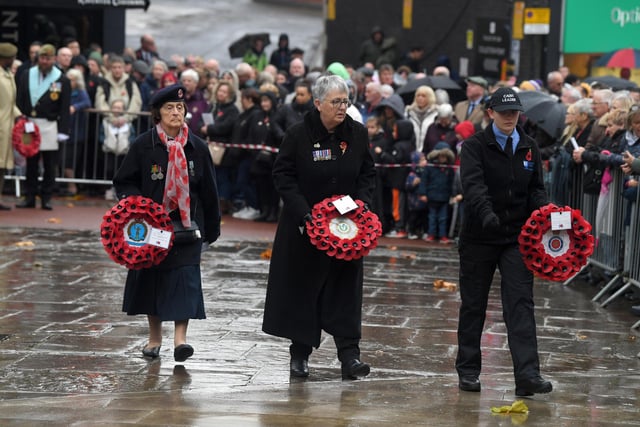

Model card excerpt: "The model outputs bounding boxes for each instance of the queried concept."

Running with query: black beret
[149,84,186,109]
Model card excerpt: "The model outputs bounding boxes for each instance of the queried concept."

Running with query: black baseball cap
[487,87,524,112]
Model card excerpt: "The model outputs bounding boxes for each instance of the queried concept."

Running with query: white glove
[57,133,70,142]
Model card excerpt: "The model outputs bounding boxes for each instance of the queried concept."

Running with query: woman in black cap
[113,84,221,362]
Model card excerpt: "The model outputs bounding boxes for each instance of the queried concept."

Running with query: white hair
[180,68,199,83]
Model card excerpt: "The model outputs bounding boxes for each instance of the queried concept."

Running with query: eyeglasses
[328,98,351,108]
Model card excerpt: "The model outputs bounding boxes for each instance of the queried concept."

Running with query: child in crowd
[101,99,136,200]
[367,116,389,229]
[419,141,456,243]
[379,119,414,238]
[405,151,428,239]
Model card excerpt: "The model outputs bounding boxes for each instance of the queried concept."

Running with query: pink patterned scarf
[156,123,191,227]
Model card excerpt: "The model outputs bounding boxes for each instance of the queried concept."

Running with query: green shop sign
[564,0,640,53]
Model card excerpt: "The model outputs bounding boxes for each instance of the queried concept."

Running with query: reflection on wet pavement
[0,228,638,425]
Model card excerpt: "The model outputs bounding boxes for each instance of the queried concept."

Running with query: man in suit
[16,44,71,210]
[454,76,488,127]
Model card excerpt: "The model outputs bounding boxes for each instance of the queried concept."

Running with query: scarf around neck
[155,123,191,227]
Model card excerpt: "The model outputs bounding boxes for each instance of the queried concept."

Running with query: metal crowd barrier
[562,163,640,332]
[7,109,151,197]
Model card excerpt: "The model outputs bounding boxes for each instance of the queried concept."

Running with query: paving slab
[0,199,639,425]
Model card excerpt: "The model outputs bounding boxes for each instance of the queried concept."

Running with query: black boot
[254,205,270,222]
[16,197,36,208]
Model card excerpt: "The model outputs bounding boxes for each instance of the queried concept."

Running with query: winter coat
[205,100,240,167]
[275,99,314,132]
[0,65,22,169]
[419,143,455,203]
[69,89,91,143]
[262,109,376,347]
[185,90,210,138]
[113,126,221,266]
[423,121,457,155]
[248,101,284,175]
[378,119,413,189]
[94,71,142,117]
[460,123,547,245]
[405,105,438,153]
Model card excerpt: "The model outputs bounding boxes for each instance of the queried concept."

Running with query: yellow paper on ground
[490,400,529,414]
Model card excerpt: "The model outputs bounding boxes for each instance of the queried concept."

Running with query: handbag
[208,142,225,166]
[171,219,201,244]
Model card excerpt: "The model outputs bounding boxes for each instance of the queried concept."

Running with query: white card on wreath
[333,195,358,215]
[550,211,571,231]
[148,228,172,249]
[24,121,35,133]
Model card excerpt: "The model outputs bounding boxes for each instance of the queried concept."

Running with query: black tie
[505,136,513,157]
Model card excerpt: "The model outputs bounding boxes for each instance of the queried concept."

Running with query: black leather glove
[482,213,500,231]
[299,213,313,235]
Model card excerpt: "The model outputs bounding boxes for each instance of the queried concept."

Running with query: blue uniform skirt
[122,265,206,321]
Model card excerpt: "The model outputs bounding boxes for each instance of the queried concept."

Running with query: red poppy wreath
[12,117,41,158]
[518,203,594,282]
[306,195,383,260]
[100,195,174,270]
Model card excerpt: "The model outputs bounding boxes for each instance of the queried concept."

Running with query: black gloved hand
[299,213,313,235]
[482,213,500,231]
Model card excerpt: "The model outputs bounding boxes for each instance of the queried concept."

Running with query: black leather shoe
[174,344,194,362]
[16,199,36,208]
[515,376,553,396]
[459,375,481,392]
[290,358,309,377]
[142,345,161,358]
[341,359,370,380]
[41,200,53,210]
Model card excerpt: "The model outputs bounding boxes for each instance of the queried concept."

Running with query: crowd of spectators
[4,31,640,255]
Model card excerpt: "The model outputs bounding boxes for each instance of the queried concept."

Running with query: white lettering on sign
[1,11,18,43]
[611,6,640,28]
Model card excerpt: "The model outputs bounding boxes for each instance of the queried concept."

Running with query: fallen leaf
[14,241,35,247]
[47,217,62,224]
[260,248,272,260]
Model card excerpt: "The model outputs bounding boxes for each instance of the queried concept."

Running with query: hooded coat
[262,109,376,347]
[419,142,455,203]
[379,119,414,189]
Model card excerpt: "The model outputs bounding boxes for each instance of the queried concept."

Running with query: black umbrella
[397,75,463,104]
[518,91,567,139]
[583,75,638,91]
[228,33,271,59]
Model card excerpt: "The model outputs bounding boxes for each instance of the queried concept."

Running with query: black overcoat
[113,127,221,320]
[262,110,376,348]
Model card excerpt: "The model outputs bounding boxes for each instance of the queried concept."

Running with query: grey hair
[562,85,582,103]
[66,68,85,90]
[152,59,168,73]
[312,74,349,102]
[593,89,615,106]
[573,98,593,117]
[180,68,199,83]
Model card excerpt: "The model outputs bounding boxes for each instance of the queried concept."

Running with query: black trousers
[455,241,541,381]
[24,150,58,200]
[290,336,360,362]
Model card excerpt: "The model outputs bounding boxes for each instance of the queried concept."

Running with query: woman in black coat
[262,75,376,380]
[113,84,221,363]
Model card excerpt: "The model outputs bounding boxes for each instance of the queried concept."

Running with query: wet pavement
[0,196,639,426]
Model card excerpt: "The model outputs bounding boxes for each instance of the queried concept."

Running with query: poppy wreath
[306,195,383,260]
[518,203,594,282]
[12,117,41,158]
[100,195,174,270]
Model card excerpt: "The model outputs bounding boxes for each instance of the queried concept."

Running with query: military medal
[312,149,332,162]
[50,92,59,101]
[151,164,164,180]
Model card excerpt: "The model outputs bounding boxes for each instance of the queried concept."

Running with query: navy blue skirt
[122,265,206,321]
